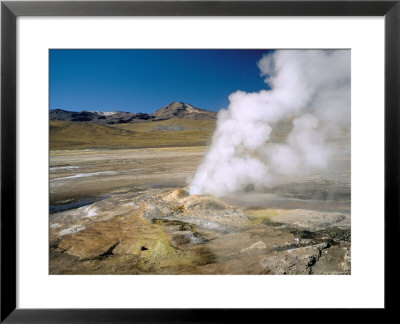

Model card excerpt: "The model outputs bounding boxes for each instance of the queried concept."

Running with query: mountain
[49,109,153,125]
[151,102,217,121]
[50,102,217,125]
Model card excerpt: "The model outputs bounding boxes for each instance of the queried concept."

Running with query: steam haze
[189,50,351,196]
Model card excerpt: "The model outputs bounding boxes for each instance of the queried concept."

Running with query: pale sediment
[50,188,350,275]
[49,147,350,275]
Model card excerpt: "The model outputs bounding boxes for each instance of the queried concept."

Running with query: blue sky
[49,49,273,113]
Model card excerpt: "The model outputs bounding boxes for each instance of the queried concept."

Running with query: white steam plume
[189,50,350,196]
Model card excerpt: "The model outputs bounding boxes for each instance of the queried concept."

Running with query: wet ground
[50,147,350,275]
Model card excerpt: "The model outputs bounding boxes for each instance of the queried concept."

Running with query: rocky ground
[50,147,350,275]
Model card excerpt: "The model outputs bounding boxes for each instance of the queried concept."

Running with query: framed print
[1,0,399,321]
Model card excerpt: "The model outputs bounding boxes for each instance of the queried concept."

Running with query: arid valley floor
[50,132,351,275]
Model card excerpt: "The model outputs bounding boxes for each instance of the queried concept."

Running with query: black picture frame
[1,0,398,322]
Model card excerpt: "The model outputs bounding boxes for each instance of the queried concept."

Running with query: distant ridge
[50,102,217,125]
[50,109,153,125]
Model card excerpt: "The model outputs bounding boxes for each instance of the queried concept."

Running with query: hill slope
[50,119,216,150]
[151,102,217,121]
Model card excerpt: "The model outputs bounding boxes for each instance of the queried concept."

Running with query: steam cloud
[189,50,350,196]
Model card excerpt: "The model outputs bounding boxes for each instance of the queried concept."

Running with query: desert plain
[49,114,351,275]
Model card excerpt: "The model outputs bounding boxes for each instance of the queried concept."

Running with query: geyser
[189,50,350,196]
